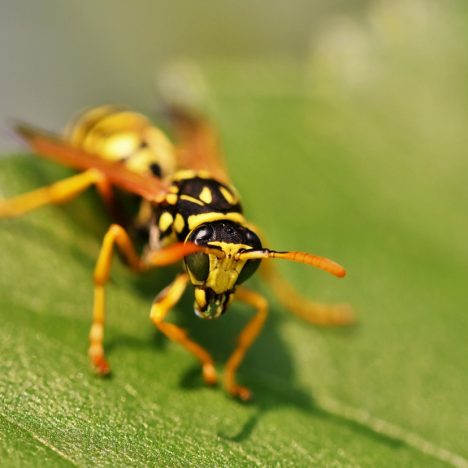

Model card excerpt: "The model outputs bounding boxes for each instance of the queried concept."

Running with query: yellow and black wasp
[0,105,352,400]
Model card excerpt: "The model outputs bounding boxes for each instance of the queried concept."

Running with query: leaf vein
[0,413,78,466]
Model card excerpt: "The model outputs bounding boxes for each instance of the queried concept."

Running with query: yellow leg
[149,273,217,386]
[0,169,104,218]
[95,177,119,219]
[260,261,354,326]
[90,224,142,374]
[225,287,268,401]
[91,226,206,375]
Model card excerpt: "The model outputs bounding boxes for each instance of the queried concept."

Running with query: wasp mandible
[0,105,353,400]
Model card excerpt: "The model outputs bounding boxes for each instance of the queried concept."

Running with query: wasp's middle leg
[149,273,217,386]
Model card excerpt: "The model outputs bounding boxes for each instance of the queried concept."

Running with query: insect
[0,105,353,400]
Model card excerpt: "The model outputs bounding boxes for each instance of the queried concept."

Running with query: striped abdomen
[66,106,176,178]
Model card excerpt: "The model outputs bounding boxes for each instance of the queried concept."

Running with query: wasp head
[184,221,262,319]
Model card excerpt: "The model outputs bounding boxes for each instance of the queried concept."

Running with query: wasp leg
[149,273,217,386]
[95,178,134,228]
[91,224,143,375]
[225,287,268,401]
[261,261,354,326]
[0,169,105,218]
[95,177,117,217]
[92,228,204,375]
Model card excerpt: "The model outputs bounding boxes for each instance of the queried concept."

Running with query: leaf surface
[1,58,467,466]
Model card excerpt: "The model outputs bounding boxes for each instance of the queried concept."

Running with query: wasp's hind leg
[150,273,217,386]
[0,169,106,218]
[261,261,354,326]
[225,287,268,401]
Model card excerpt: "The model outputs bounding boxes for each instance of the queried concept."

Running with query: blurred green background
[0,0,367,150]
[1,0,467,466]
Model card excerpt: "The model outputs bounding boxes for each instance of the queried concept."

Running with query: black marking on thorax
[155,176,243,241]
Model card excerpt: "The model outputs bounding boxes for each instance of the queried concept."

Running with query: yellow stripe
[220,186,237,204]
[158,212,174,232]
[187,212,245,231]
[172,170,212,181]
[174,213,185,233]
[199,186,213,204]
[180,194,205,206]
[166,194,178,205]
[66,105,119,145]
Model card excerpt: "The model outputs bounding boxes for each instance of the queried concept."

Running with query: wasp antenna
[238,249,346,278]
[14,122,53,142]
[15,121,34,136]
[12,122,38,145]
[143,242,225,266]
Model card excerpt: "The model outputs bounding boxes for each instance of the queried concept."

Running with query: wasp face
[184,222,262,319]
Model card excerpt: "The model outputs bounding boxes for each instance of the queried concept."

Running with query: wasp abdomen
[66,105,176,178]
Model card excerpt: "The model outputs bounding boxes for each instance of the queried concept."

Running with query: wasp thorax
[184,221,262,319]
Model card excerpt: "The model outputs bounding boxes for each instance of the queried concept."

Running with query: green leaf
[1,54,468,465]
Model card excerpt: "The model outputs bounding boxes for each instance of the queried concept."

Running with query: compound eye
[244,229,262,249]
[237,259,261,284]
[192,224,214,245]
[185,252,210,282]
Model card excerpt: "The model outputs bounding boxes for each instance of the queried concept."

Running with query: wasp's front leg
[91,227,200,374]
[225,287,268,401]
[90,224,143,374]
[150,273,217,386]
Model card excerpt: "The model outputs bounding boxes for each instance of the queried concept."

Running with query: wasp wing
[15,123,169,201]
[166,106,231,184]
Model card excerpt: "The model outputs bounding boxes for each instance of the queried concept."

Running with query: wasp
[0,105,352,400]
